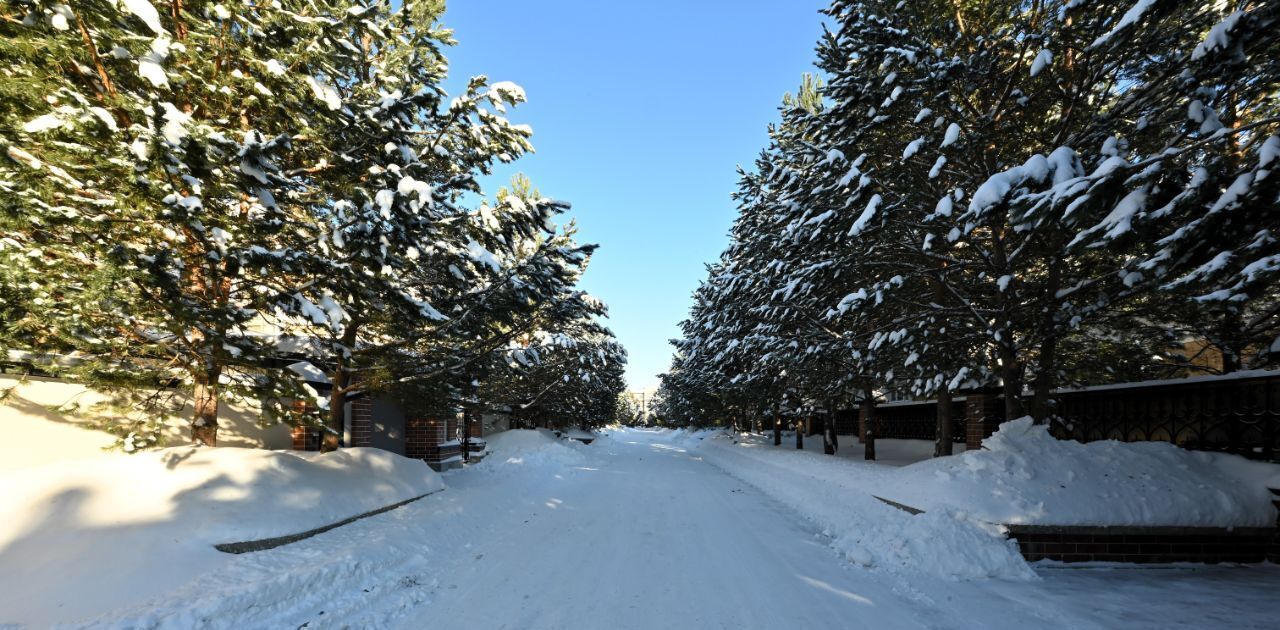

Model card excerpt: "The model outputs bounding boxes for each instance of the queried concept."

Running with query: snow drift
[0,446,441,627]
[473,429,586,471]
[881,417,1280,527]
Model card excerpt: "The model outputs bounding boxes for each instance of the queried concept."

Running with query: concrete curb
[214,488,445,554]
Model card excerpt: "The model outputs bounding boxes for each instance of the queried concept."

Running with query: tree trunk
[1029,333,1058,426]
[322,322,362,453]
[191,367,220,446]
[1029,259,1062,425]
[824,399,838,454]
[1218,310,1245,373]
[861,390,876,461]
[795,416,804,450]
[322,365,347,452]
[999,343,1025,420]
[990,226,1024,421]
[773,404,782,446]
[935,382,954,457]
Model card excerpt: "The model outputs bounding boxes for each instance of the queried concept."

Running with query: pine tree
[2,1,366,445]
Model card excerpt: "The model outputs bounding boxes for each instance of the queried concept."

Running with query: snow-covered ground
[1,427,1276,628]
[0,446,441,627]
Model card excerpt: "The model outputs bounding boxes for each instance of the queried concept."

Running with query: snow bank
[0,446,441,627]
[692,431,1035,581]
[561,427,598,442]
[473,429,585,471]
[881,418,1280,527]
[685,420,1279,580]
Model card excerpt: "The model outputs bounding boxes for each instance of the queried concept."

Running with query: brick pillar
[291,426,321,451]
[965,389,1004,450]
[405,417,431,460]
[348,398,373,448]
[290,400,322,451]
[406,417,445,462]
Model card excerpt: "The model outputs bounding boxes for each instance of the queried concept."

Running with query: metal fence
[858,372,1280,462]
[873,400,967,443]
[1054,373,1279,462]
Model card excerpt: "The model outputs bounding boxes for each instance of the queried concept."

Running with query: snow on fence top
[879,419,1280,528]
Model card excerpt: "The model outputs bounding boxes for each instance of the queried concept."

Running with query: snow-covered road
[406,429,930,630]
[89,428,1279,629]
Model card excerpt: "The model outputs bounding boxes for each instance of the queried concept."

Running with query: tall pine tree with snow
[1,0,628,449]
[2,0,363,445]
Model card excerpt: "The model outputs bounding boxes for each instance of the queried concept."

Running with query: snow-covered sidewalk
[3,428,1277,628]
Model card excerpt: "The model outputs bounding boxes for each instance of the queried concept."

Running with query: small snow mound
[665,428,724,448]
[474,429,586,471]
[562,428,598,442]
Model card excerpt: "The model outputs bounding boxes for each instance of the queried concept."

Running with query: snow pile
[648,427,719,449]
[0,446,441,626]
[881,418,1280,527]
[693,432,1034,581]
[474,429,585,471]
[561,427,598,442]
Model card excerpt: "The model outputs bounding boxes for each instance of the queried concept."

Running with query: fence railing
[857,371,1280,461]
[872,400,967,443]
[1053,372,1279,461]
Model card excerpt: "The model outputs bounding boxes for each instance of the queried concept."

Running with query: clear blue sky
[442,1,829,390]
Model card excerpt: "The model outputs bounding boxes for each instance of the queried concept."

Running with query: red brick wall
[965,391,1003,450]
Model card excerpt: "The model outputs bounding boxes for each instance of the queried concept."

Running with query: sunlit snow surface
[0,428,1276,628]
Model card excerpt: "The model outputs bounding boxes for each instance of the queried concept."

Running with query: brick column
[965,389,1004,450]
[405,417,440,461]
[290,400,322,451]
[291,426,321,451]
[348,398,373,448]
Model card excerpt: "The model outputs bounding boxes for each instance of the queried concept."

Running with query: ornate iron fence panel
[1055,374,1280,462]
[875,401,966,443]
